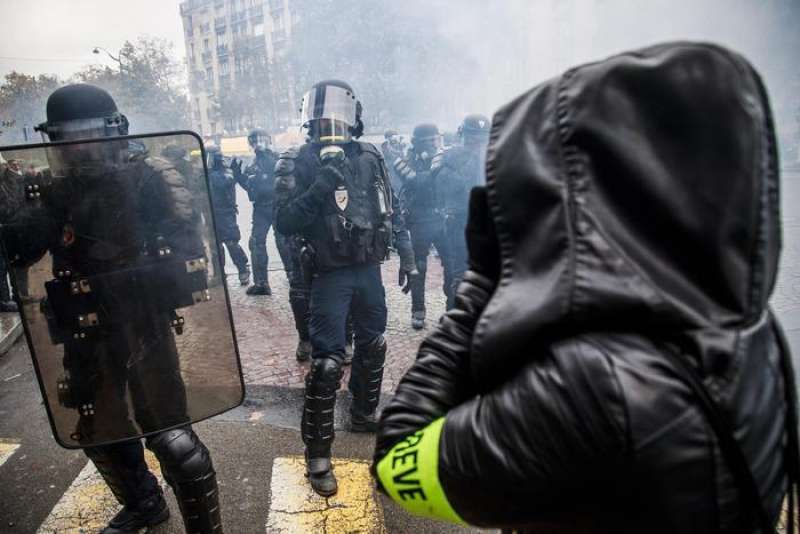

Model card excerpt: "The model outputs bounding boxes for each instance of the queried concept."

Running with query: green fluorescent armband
[376,417,466,525]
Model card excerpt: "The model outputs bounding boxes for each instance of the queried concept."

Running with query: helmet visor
[45,139,128,178]
[39,115,128,143]
[300,85,357,129]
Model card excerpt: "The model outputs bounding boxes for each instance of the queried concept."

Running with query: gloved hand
[305,164,344,204]
[397,265,418,294]
[394,231,417,294]
[465,186,501,283]
[230,158,243,179]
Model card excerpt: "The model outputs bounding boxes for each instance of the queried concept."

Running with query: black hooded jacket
[374,42,791,532]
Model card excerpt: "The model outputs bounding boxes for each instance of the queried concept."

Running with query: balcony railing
[214,17,226,31]
[249,5,264,18]
[268,0,282,13]
[201,51,213,64]
[217,45,229,58]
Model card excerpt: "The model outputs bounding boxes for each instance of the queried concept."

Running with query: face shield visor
[412,134,442,158]
[250,133,272,152]
[36,114,130,178]
[44,139,129,178]
[301,85,358,144]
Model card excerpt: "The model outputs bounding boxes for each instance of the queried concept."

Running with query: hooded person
[372,42,798,533]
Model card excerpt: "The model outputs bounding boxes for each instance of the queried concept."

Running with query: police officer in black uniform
[380,130,405,193]
[274,80,416,496]
[207,146,250,286]
[232,128,279,295]
[393,123,453,327]
[0,156,24,312]
[6,84,224,533]
[433,114,490,297]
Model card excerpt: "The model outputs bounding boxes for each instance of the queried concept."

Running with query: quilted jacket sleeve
[374,274,628,528]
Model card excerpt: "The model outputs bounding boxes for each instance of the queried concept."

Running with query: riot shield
[0,132,244,448]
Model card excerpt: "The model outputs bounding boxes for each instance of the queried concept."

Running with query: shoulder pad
[430,149,447,172]
[358,142,383,159]
[275,148,299,176]
[144,155,176,173]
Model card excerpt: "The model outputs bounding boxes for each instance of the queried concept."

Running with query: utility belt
[325,214,390,265]
[43,248,210,346]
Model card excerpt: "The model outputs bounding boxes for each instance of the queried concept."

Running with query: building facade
[179,0,297,139]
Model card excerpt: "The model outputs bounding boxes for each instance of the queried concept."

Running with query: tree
[74,37,191,134]
[0,72,60,144]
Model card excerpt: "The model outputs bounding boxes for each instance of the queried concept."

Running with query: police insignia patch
[335,188,349,211]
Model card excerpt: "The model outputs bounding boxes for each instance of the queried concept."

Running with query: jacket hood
[472,42,781,385]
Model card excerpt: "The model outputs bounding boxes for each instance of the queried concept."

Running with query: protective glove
[397,266,418,294]
[230,158,243,180]
[394,232,418,294]
[307,164,343,199]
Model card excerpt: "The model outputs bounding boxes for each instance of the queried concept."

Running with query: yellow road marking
[267,456,386,534]
[37,451,163,534]
[0,438,20,467]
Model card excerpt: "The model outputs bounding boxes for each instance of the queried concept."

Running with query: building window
[219,60,230,75]
[203,38,210,51]
[253,22,264,35]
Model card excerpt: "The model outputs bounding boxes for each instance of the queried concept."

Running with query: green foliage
[0,37,189,144]
[0,72,59,144]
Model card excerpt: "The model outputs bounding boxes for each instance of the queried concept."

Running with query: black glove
[307,164,344,199]
[397,266,418,294]
[465,186,501,283]
[230,158,243,179]
[394,231,417,294]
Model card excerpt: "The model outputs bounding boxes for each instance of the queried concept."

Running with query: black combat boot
[302,356,342,496]
[348,336,386,433]
[84,442,170,534]
[102,493,169,533]
[295,339,312,361]
[411,310,425,330]
[246,282,272,295]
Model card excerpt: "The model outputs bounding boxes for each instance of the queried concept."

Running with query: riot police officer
[0,156,24,312]
[274,79,416,496]
[4,84,225,533]
[433,114,490,296]
[207,146,250,286]
[232,128,279,295]
[380,130,405,193]
[394,123,454,327]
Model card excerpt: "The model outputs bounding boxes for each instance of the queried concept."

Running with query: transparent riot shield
[0,132,244,448]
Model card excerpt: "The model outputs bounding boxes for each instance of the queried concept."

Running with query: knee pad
[307,356,343,391]
[147,428,213,484]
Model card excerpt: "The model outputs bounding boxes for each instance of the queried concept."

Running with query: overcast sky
[0,0,186,79]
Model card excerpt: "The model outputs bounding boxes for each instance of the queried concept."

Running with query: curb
[0,314,23,356]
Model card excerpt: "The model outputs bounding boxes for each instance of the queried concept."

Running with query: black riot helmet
[248,128,272,152]
[35,84,130,177]
[35,84,129,142]
[458,114,491,144]
[300,79,363,144]
[411,123,442,157]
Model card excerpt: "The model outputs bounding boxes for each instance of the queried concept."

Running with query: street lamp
[92,46,124,73]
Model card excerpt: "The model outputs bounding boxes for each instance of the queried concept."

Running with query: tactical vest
[297,142,392,270]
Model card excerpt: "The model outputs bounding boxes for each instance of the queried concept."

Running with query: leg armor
[289,283,310,342]
[348,335,387,418]
[84,442,166,514]
[302,356,343,459]
[147,428,223,534]
[0,251,11,303]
